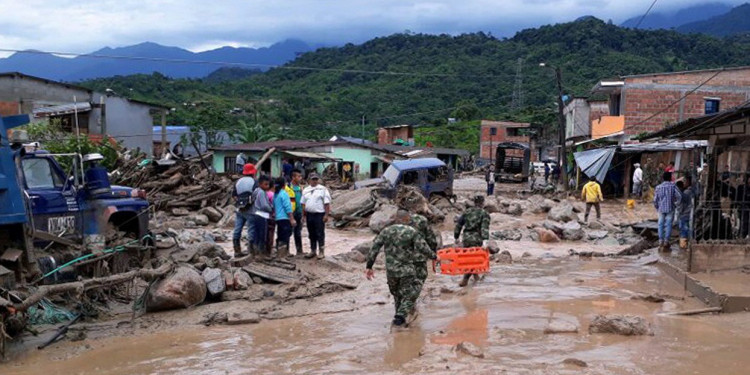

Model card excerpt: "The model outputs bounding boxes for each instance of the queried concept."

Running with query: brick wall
[377,126,412,145]
[0,101,19,116]
[479,120,530,159]
[623,68,750,136]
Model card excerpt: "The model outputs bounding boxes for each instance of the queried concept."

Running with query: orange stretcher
[436,247,490,275]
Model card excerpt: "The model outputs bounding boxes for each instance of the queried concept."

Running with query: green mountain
[677,3,750,37]
[80,18,750,143]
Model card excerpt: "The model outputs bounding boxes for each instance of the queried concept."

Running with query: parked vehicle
[0,114,150,283]
[354,158,454,199]
[494,142,531,182]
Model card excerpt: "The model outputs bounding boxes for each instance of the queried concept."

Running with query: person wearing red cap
[232,163,257,256]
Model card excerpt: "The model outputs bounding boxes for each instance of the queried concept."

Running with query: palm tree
[234,119,280,144]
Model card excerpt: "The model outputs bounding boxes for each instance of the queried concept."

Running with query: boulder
[542,220,565,236]
[347,250,367,263]
[330,188,376,219]
[495,250,513,264]
[192,214,210,226]
[369,204,400,233]
[192,242,230,261]
[492,229,522,241]
[202,267,225,297]
[233,269,252,290]
[586,230,609,240]
[428,204,445,222]
[171,208,190,217]
[543,320,579,334]
[587,221,604,230]
[588,315,653,336]
[526,195,547,214]
[395,185,432,218]
[146,266,206,312]
[571,201,586,213]
[455,341,484,358]
[199,207,224,223]
[547,201,576,222]
[562,358,588,368]
[505,203,523,216]
[487,240,501,254]
[353,241,374,255]
[535,228,560,243]
[484,202,500,213]
[562,221,584,241]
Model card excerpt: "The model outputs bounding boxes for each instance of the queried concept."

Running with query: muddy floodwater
[5,255,750,375]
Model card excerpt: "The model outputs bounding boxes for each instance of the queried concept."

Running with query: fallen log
[15,263,174,312]
[617,239,656,256]
[663,307,723,316]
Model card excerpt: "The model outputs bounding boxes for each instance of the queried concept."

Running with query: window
[23,158,63,189]
[705,98,721,115]
[489,127,497,136]
[610,94,622,116]
[224,157,241,173]
[402,171,419,185]
[428,166,450,182]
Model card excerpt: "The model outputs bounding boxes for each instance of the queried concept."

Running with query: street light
[539,62,569,190]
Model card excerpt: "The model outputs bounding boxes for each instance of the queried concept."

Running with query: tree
[234,119,280,143]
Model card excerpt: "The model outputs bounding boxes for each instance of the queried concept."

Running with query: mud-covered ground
[3,180,750,375]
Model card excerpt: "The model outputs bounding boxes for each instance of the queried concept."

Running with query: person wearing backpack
[232,163,257,256]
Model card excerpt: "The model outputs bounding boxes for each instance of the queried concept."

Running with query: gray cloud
[0,0,745,55]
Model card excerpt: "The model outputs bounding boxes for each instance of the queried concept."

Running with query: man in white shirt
[632,163,643,198]
[301,173,332,259]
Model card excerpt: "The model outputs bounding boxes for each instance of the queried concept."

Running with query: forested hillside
[81,18,750,144]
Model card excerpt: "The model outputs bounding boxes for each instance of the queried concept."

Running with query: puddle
[4,257,750,375]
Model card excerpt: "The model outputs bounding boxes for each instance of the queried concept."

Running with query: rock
[562,221,584,241]
[505,203,523,216]
[202,267,225,297]
[562,358,588,368]
[146,266,206,312]
[199,207,224,222]
[429,205,445,222]
[487,240,501,254]
[631,294,666,303]
[331,188,376,219]
[223,270,234,291]
[353,241,373,255]
[227,311,261,325]
[369,204,400,233]
[234,269,252,290]
[192,214,210,226]
[542,220,565,235]
[587,221,604,230]
[492,229,522,241]
[547,201,576,222]
[589,315,653,336]
[455,341,484,358]
[192,242,230,261]
[347,250,367,263]
[440,287,455,294]
[535,228,560,243]
[571,201,586,213]
[252,276,263,284]
[586,230,609,240]
[521,251,532,258]
[543,320,579,334]
[171,208,190,217]
[484,202,500,213]
[496,250,512,264]
[526,195,546,214]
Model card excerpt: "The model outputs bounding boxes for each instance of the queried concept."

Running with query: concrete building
[479,120,536,162]
[587,66,750,142]
[377,125,414,145]
[564,97,608,141]
[0,72,169,154]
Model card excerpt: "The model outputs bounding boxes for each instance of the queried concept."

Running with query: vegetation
[23,120,121,170]
[79,18,750,150]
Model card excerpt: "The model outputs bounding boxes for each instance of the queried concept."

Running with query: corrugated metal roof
[32,102,92,117]
[282,150,341,161]
[619,140,708,153]
[574,147,616,184]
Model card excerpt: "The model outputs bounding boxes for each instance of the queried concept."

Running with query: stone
[192,214,210,226]
[543,320,579,334]
[252,276,263,284]
[571,201,586,213]
[487,240,501,254]
[547,201,576,222]
[526,195,547,214]
[631,294,666,303]
[234,269,252,290]
[505,203,523,216]
[429,205,445,222]
[455,341,484,358]
[202,267,225,297]
[562,358,588,368]
[542,220,565,235]
[369,204,400,233]
[587,221,604,230]
[192,242,230,261]
[171,208,190,217]
[199,207,224,223]
[561,221,584,241]
[146,266,206,312]
[495,250,512,264]
[353,241,373,255]
[586,230,609,240]
[589,315,653,336]
[535,228,560,243]
[492,229,522,241]
[347,250,367,263]
[330,188,376,219]
[227,311,261,325]
[223,270,234,290]
[521,252,532,258]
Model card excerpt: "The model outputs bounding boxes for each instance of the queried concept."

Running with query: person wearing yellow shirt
[581,178,603,222]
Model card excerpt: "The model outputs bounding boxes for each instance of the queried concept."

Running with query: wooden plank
[243,263,301,284]
[33,231,80,248]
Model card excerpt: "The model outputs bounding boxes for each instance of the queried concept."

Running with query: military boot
[317,246,325,259]
[233,239,242,257]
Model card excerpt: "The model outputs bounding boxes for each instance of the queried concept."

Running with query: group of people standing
[232,162,332,260]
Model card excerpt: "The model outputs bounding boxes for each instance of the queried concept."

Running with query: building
[0,72,169,154]
[479,120,537,162]
[210,139,403,180]
[377,125,414,145]
[153,126,233,158]
[586,66,750,143]
[380,144,471,171]
[564,97,608,141]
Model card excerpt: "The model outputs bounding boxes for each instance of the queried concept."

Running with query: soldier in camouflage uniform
[454,194,491,287]
[410,214,438,286]
[366,210,437,327]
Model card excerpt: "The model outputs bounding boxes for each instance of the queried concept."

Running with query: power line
[634,0,659,29]
[0,48,516,80]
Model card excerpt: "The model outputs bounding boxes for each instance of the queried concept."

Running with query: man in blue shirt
[653,171,682,252]
[273,177,296,258]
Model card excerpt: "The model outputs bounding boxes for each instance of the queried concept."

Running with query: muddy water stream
[4,256,750,375]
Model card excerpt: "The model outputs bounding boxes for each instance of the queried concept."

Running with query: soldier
[454,194,490,287]
[366,210,437,327]
[410,214,438,286]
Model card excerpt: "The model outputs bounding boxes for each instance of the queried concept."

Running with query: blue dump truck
[0,114,150,285]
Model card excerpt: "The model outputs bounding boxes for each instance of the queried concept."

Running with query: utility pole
[553,66,569,190]
[361,114,365,140]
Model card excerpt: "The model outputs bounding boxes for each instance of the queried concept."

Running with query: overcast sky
[0,0,745,56]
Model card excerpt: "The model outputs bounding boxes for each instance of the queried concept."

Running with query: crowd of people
[231,161,332,260]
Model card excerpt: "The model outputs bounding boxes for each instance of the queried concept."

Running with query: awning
[282,150,340,161]
[574,147,616,184]
[33,102,92,117]
[374,155,395,163]
[619,140,708,153]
